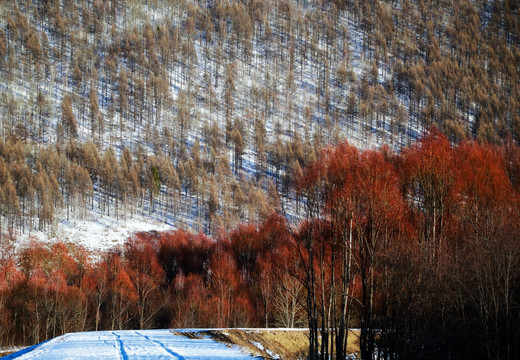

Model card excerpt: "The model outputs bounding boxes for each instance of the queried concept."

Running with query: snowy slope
[0,0,439,252]
[1,330,259,360]
[16,207,175,255]
[0,0,425,248]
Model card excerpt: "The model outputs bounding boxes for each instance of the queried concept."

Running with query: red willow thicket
[1,130,519,360]
[294,129,520,360]
[0,214,297,346]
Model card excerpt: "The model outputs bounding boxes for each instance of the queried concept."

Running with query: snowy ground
[1,330,259,360]
[15,208,175,255]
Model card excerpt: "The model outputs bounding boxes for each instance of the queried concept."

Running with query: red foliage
[399,128,458,260]
[208,248,240,327]
[503,135,520,191]
[257,212,292,252]
[454,140,519,251]
[0,259,24,290]
[124,233,166,329]
[455,140,512,206]
[18,241,83,285]
[400,127,457,202]
[229,223,261,283]
[1,133,519,357]
[157,229,214,283]
[170,272,210,328]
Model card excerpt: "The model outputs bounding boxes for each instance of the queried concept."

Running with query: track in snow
[1,330,259,360]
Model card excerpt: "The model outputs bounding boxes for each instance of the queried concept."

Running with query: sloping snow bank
[1,330,258,360]
[16,209,174,256]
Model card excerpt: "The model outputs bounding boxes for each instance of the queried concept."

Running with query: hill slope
[0,0,518,242]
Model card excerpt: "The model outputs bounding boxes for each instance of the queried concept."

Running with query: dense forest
[0,1,519,359]
[1,130,519,359]
[0,0,518,236]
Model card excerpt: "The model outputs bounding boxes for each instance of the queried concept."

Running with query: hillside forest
[0,0,519,359]
[1,130,520,359]
[0,0,518,235]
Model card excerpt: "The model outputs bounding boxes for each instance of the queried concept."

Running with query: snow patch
[16,208,174,256]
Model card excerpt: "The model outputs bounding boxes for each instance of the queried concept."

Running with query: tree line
[0,215,302,347]
[1,129,519,359]
[295,128,520,359]
[0,135,274,238]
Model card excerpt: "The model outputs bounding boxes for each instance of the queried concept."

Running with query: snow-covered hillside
[0,0,518,247]
[16,207,174,254]
[0,0,422,245]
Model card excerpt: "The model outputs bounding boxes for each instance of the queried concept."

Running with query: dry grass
[0,348,24,357]
[174,329,360,359]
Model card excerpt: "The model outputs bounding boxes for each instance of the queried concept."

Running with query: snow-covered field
[15,208,175,255]
[1,330,258,360]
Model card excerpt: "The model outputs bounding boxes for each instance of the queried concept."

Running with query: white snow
[16,208,174,255]
[265,349,280,359]
[2,0,429,252]
[249,341,280,359]
[250,341,264,351]
[1,330,258,360]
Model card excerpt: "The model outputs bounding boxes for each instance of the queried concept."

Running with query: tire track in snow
[135,331,185,360]
[112,332,129,360]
